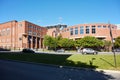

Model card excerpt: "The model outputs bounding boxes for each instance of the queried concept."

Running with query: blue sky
[0,0,120,26]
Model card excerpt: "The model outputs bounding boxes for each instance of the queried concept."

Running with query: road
[0,60,120,80]
[0,50,120,55]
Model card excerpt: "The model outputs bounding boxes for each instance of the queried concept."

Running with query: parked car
[82,48,98,54]
[57,49,65,53]
[113,48,120,52]
[22,48,35,53]
[0,48,10,51]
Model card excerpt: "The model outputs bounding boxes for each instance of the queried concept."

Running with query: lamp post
[109,23,117,67]
[54,29,58,51]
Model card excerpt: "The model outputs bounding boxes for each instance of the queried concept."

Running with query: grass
[0,53,120,70]
[66,54,120,70]
[0,53,70,65]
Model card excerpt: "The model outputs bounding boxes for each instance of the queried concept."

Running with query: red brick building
[1,20,120,50]
[49,23,120,41]
[0,20,47,50]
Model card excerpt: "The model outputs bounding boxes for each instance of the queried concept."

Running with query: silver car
[57,49,65,53]
[82,48,98,54]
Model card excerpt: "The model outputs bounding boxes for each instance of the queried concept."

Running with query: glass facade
[75,27,78,35]
[80,26,84,34]
[86,26,90,34]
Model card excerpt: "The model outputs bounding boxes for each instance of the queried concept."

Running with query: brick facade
[48,23,120,41]
[0,20,47,50]
[0,20,120,50]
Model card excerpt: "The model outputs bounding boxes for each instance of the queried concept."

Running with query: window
[70,28,73,35]
[28,30,32,35]
[37,33,40,36]
[112,26,114,29]
[1,29,5,36]
[38,28,41,31]
[19,24,22,27]
[86,26,90,34]
[80,26,84,34]
[67,28,69,31]
[33,32,37,35]
[6,28,10,31]
[36,27,38,30]
[98,25,101,28]
[103,25,106,28]
[28,24,33,28]
[75,27,78,35]
[33,26,36,30]
[6,28,10,35]
[92,26,96,34]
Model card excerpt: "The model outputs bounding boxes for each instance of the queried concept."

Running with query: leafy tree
[75,36,104,48]
[56,34,62,40]
[114,36,120,48]
[103,40,111,51]
[44,35,51,47]
[58,38,75,49]
[43,35,58,49]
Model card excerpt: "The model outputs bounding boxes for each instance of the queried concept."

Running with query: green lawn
[0,53,120,70]
[66,54,120,70]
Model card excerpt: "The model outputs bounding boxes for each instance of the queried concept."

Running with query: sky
[0,0,120,26]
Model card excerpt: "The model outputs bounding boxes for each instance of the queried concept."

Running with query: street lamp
[109,23,117,67]
[54,29,58,51]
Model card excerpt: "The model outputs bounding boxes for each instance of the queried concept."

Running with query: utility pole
[54,29,58,51]
[108,22,117,67]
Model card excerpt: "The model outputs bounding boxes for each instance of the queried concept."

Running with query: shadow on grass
[100,58,115,67]
[0,53,71,65]
[63,59,98,69]
[0,53,98,69]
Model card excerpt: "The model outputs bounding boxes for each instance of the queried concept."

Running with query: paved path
[0,60,120,80]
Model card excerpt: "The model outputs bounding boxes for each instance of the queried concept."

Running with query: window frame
[70,28,73,35]
[75,27,78,35]
[92,26,96,34]
[86,26,90,34]
[80,26,84,34]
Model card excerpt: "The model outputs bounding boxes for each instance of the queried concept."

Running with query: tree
[103,40,111,51]
[43,35,58,49]
[75,36,104,48]
[58,38,75,49]
[114,36,120,48]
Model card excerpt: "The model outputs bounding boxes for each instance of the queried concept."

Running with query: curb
[96,69,120,73]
